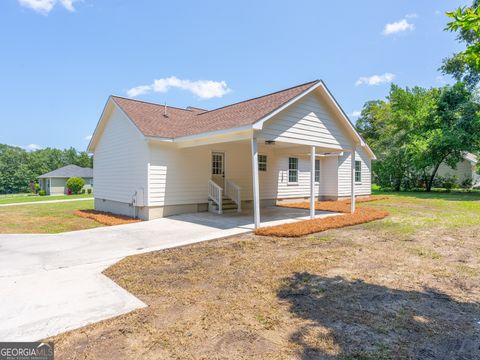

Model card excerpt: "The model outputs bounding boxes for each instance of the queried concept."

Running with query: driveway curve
[0,207,336,341]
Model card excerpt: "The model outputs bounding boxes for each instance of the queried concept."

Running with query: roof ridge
[196,79,320,116]
[111,95,194,112]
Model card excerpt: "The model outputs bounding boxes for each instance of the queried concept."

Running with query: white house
[88,80,376,227]
[436,152,479,187]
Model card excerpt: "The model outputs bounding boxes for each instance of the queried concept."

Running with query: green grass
[0,200,102,233]
[364,190,480,235]
[0,193,92,205]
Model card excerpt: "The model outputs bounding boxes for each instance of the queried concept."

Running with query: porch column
[310,146,316,219]
[351,147,356,213]
[251,137,260,228]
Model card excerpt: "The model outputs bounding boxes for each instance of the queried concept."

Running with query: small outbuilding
[38,165,93,195]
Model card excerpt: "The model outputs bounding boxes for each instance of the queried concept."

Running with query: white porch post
[310,146,316,219]
[351,147,356,213]
[251,137,260,228]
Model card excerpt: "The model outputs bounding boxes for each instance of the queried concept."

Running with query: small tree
[66,177,85,195]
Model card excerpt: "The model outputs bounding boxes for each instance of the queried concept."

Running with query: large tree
[442,1,480,88]
[357,85,436,190]
[409,82,480,191]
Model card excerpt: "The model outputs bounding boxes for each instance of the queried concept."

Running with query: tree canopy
[442,1,480,88]
[0,144,92,194]
[357,83,480,191]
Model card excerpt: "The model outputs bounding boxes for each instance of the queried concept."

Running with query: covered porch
[168,133,359,229]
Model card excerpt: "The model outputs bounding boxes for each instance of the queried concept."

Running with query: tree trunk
[426,162,443,192]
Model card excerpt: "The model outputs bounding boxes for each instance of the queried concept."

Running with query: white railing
[208,179,223,214]
[225,179,241,212]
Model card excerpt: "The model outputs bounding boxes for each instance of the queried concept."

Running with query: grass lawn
[0,200,102,233]
[0,193,92,205]
[50,192,480,359]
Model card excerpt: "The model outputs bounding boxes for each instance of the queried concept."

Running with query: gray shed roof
[38,165,93,179]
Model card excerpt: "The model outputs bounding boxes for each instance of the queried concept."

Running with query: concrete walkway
[0,207,338,341]
[0,197,93,207]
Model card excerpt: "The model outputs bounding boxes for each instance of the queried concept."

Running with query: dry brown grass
[49,194,480,359]
[73,210,142,226]
[256,196,390,237]
[255,207,389,237]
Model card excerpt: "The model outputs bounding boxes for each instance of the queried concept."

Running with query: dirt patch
[255,207,389,237]
[73,210,142,226]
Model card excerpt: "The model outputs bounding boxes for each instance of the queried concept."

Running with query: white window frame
[288,157,298,184]
[355,160,362,183]
[315,159,320,183]
[212,152,224,176]
[258,154,267,172]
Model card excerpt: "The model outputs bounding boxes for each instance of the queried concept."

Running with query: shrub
[66,177,85,195]
[38,190,46,196]
[87,188,92,194]
[461,178,473,189]
[81,189,86,194]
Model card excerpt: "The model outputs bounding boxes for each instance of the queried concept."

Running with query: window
[288,157,298,183]
[212,153,224,175]
[315,159,320,182]
[258,154,267,171]
[355,160,362,183]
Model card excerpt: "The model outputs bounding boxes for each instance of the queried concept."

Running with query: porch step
[208,198,238,214]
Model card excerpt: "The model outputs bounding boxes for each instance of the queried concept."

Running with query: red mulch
[255,196,389,237]
[74,210,142,226]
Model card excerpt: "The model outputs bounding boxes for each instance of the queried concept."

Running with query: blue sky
[0,0,470,151]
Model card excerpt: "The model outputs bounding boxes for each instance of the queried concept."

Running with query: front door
[211,152,225,188]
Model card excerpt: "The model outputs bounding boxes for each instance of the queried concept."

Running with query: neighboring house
[437,152,479,187]
[38,165,93,195]
[88,80,376,226]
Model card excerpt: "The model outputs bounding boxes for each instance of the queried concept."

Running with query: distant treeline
[0,144,93,194]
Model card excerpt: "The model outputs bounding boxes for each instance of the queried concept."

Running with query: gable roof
[110,80,321,138]
[38,165,93,179]
[89,80,375,159]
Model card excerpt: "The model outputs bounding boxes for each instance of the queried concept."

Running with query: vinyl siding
[93,105,148,204]
[259,92,351,149]
[148,142,342,206]
[337,148,371,197]
[437,159,475,183]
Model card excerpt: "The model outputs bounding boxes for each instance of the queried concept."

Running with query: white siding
[259,92,351,149]
[337,148,371,197]
[94,106,148,204]
[148,142,346,206]
[437,159,475,183]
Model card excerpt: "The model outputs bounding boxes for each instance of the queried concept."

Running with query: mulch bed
[255,196,389,237]
[279,195,389,214]
[73,210,142,226]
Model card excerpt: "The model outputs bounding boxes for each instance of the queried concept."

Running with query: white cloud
[127,76,231,100]
[18,0,78,14]
[26,144,43,151]
[405,13,417,19]
[84,134,92,141]
[349,111,361,118]
[126,85,152,98]
[355,73,396,86]
[383,18,415,35]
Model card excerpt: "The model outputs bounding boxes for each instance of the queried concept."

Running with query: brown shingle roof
[111,80,320,138]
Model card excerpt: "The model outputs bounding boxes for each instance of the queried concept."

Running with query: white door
[211,152,225,188]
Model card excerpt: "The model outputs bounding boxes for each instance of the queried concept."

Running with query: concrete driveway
[0,207,337,341]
